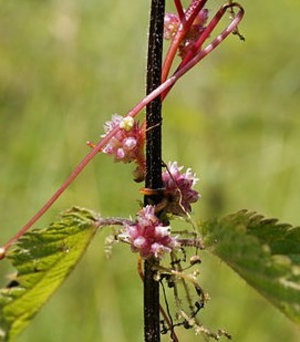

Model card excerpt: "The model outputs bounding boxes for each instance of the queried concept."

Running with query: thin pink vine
[0,1,244,258]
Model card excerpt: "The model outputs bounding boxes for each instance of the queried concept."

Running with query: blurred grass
[0,0,299,341]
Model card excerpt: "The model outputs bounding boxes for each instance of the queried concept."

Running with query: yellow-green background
[0,0,299,341]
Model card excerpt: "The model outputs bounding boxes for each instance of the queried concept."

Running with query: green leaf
[0,207,100,341]
[200,210,300,324]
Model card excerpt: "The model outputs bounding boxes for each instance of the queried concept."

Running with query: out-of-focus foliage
[201,210,300,324]
[0,0,299,341]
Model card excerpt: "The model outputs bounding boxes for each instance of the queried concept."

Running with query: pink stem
[162,2,244,100]
[0,82,172,255]
[174,0,185,20]
[162,0,208,83]
[0,3,244,257]
[183,2,242,67]
[1,126,120,253]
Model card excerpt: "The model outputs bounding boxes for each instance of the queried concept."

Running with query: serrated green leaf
[200,210,300,324]
[0,207,100,341]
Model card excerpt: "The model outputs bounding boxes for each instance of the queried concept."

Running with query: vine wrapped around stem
[0,1,244,259]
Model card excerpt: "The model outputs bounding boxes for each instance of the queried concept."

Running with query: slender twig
[144,1,165,341]
[95,217,134,228]
[160,280,178,341]
[228,0,245,40]
[176,260,197,321]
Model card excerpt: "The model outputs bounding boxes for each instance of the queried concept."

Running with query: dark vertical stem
[144,0,165,341]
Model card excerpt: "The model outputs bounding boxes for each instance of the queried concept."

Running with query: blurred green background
[0,0,299,341]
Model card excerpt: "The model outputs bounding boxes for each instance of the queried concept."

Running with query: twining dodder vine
[5,3,299,342]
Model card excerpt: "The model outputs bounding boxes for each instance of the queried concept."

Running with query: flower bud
[102,114,145,165]
[162,161,200,216]
[121,205,178,259]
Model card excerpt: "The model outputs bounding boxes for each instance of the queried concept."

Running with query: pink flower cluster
[163,12,179,40]
[122,206,178,259]
[162,161,199,215]
[102,114,145,164]
[164,9,209,58]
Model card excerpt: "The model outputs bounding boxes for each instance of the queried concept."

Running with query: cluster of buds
[101,114,145,181]
[162,161,199,216]
[121,205,178,259]
[102,114,144,163]
[102,115,200,217]
[164,9,209,58]
[117,161,199,259]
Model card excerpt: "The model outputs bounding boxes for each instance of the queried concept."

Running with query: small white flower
[155,225,170,237]
[119,116,135,131]
[133,236,147,249]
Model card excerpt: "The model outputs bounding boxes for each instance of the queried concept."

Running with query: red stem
[0,3,244,257]
[173,0,185,20]
[182,2,242,68]
[1,125,120,253]
[162,0,208,83]
[161,2,244,100]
